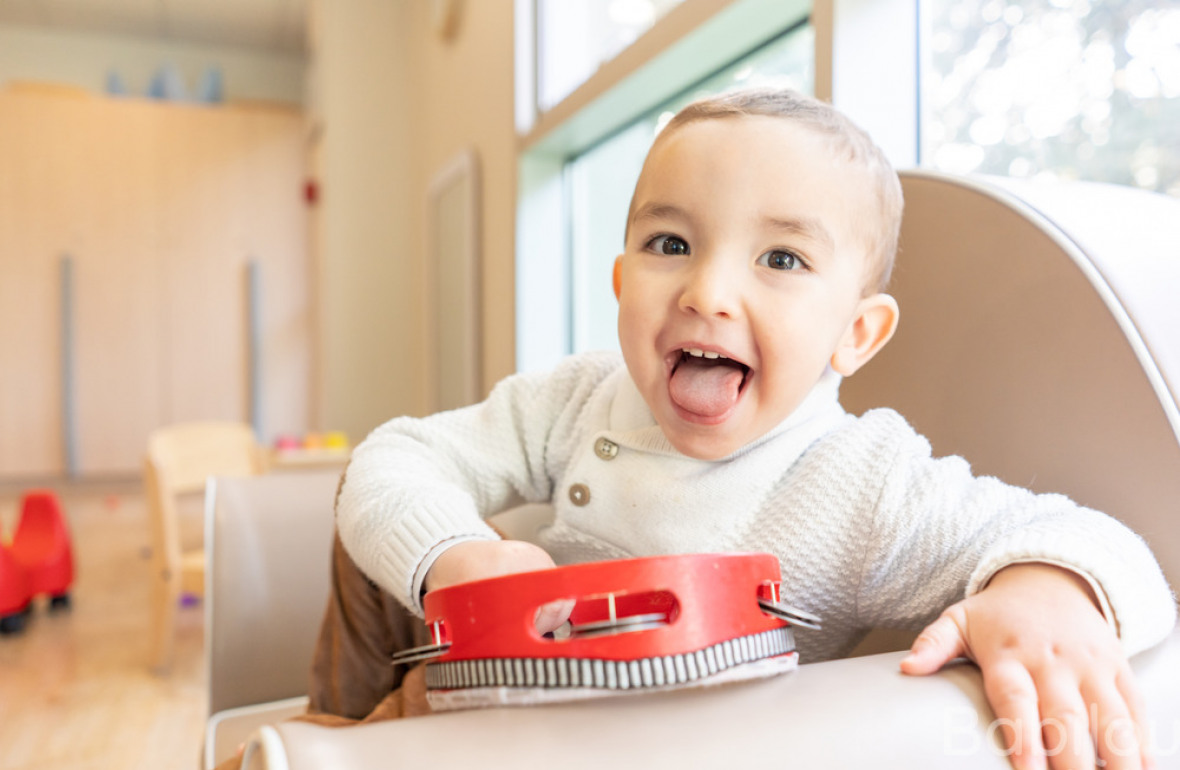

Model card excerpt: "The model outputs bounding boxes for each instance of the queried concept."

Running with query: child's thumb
[534,598,575,636]
[899,611,968,676]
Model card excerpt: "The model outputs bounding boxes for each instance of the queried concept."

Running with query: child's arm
[336,352,623,614]
[422,540,557,591]
[901,563,1151,770]
[834,412,1174,768]
[423,540,573,633]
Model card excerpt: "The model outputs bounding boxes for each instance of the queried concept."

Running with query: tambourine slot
[568,612,670,639]
[567,588,680,627]
[430,618,450,645]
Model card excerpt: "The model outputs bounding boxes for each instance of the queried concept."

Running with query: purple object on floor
[180,593,201,608]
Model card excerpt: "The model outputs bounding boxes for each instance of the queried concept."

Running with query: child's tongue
[668,356,745,417]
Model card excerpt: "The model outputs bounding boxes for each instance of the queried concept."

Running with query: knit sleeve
[335,352,622,613]
[854,410,1176,656]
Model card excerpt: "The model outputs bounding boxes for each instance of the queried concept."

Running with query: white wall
[312,0,423,441]
[310,0,518,441]
[412,0,518,396]
[0,23,305,105]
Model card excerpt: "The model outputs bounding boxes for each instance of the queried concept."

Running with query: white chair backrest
[205,471,340,716]
[842,171,1180,586]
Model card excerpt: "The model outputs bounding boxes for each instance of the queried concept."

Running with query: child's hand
[900,563,1150,770]
[424,540,572,633]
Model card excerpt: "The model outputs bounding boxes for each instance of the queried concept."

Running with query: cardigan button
[594,437,619,460]
[568,483,591,506]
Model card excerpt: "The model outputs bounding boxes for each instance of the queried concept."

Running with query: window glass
[537,0,688,112]
[567,24,815,353]
[921,0,1180,197]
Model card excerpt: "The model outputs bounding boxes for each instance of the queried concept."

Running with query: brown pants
[213,531,434,770]
[304,531,435,723]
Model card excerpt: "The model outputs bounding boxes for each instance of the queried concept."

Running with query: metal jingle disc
[758,599,823,630]
[390,641,452,666]
[569,612,669,638]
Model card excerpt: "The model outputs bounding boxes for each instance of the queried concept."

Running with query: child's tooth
[689,348,703,357]
[703,351,719,359]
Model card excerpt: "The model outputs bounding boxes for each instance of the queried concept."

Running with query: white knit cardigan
[336,352,1176,662]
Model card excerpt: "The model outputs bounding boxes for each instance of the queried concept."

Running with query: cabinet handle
[60,254,79,478]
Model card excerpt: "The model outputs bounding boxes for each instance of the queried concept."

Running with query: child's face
[617,116,890,460]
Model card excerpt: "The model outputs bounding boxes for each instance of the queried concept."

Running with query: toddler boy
[331,88,1175,769]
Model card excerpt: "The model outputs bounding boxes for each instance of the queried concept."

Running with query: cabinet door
[238,107,310,442]
[0,93,69,477]
[72,98,164,475]
[156,105,308,438]
[156,105,252,425]
[0,95,309,479]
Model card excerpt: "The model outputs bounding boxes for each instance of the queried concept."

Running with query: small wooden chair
[144,421,262,671]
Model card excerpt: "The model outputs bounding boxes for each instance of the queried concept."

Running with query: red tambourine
[392,553,821,710]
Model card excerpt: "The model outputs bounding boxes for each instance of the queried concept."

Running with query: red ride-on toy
[10,490,75,617]
[0,540,31,634]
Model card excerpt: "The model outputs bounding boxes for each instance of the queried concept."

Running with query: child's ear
[612,255,623,300]
[830,293,899,376]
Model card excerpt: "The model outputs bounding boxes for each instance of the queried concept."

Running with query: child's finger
[981,659,1046,770]
[534,598,575,635]
[1114,664,1154,770]
[899,610,968,675]
[1036,676,1096,770]
[1084,679,1145,770]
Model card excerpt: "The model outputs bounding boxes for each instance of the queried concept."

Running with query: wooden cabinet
[0,90,309,479]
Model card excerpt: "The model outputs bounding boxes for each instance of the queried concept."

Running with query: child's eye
[759,250,804,271]
[647,235,690,256]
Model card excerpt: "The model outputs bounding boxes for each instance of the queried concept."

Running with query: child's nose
[678,258,741,319]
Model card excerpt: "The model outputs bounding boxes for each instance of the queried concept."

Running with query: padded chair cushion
[204,472,339,729]
[253,628,1180,770]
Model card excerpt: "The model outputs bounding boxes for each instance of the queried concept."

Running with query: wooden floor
[0,483,206,770]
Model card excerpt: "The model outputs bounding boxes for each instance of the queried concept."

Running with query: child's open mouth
[668,348,751,419]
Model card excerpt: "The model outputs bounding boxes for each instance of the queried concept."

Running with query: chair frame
[144,421,262,671]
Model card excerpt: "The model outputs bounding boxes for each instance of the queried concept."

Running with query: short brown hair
[633,88,903,293]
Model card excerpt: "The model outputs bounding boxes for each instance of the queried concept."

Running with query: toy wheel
[0,612,27,635]
[49,593,71,611]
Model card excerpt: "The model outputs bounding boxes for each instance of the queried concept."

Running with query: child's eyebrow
[630,202,686,227]
[762,216,834,252]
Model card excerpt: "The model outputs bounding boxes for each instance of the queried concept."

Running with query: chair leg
[150,574,179,671]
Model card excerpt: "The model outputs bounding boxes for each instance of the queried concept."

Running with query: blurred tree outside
[923,0,1180,198]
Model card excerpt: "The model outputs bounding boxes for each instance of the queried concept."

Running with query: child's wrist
[987,561,1103,614]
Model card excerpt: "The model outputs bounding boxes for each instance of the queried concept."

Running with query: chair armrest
[205,697,309,770]
[244,625,1180,769]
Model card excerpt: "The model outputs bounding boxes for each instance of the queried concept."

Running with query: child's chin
[662,424,746,461]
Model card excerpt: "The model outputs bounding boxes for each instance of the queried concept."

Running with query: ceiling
[0,0,307,55]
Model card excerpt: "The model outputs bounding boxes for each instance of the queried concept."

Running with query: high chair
[221,171,1178,768]
[202,471,340,769]
[144,421,262,671]
[201,471,553,769]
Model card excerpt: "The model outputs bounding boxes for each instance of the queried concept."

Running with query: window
[536,0,688,112]
[921,0,1180,197]
[518,0,1177,374]
[567,25,815,353]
